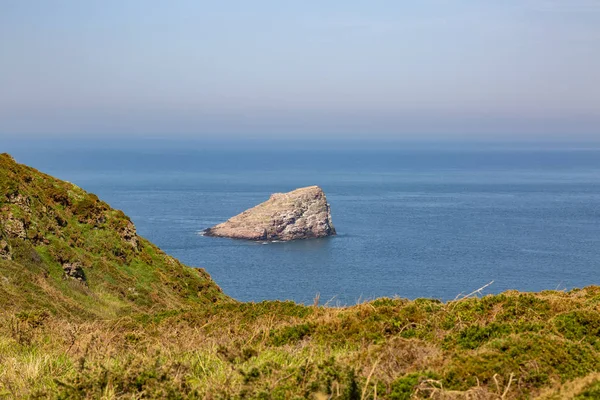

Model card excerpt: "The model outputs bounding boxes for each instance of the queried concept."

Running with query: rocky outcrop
[62,262,86,284]
[119,220,139,250]
[0,239,11,260]
[204,186,336,241]
[1,211,27,239]
[7,192,31,212]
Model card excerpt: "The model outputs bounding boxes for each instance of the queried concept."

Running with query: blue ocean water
[8,145,600,304]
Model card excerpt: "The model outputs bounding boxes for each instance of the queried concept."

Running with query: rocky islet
[203,186,336,241]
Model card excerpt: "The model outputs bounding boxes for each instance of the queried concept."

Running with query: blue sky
[1,1,599,140]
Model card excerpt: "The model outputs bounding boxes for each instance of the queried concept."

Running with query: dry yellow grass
[1,287,599,399]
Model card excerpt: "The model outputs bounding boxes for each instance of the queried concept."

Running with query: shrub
[47,185,71,206]
[270,323,313,346]
[390,372,440,400]
[554,311,600,348]
[576,380,600,399]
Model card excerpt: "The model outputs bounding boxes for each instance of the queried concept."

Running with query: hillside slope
[0,153,227,319]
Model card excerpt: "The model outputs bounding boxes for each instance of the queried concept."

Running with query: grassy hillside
[1,153,600,399]
[0,153,227,319]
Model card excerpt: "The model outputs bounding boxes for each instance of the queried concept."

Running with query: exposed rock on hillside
[120,220,139,249]
[204,186,336,241]
[1,211,27,239]
[62,261,86,284]
[0,239,10,260]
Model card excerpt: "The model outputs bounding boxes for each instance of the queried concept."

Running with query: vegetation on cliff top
[1,153,600,399]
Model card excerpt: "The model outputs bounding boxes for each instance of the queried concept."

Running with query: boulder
[204,186,336,241]
[62,262,86,284]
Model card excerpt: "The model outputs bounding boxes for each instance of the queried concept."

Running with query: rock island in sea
[203,186,336,241]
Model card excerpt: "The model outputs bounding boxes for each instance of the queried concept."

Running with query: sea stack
[204,186,336,241]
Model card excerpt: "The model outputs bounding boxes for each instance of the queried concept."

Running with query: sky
[1,0,599,141]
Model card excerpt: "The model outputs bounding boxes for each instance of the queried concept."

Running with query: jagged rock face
[204,186,336,241]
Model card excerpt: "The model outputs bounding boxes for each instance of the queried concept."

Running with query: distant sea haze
[12,146,600,304]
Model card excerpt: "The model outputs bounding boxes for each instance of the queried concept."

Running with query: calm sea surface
[8,145,600,304]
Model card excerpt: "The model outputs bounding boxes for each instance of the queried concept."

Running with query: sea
[6,141,600,305]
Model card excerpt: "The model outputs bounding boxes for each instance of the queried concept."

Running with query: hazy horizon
[1,1,599,140]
